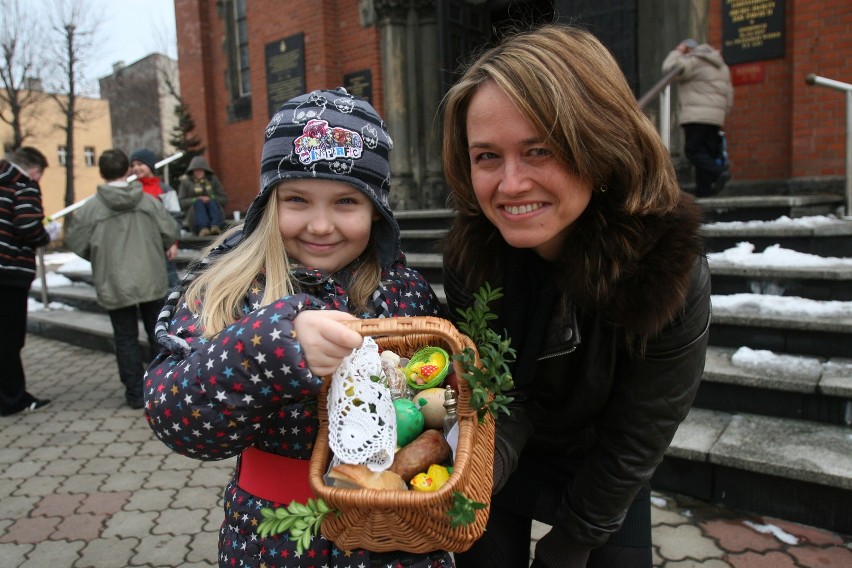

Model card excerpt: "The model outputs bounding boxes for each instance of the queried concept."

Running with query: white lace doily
[327,337,396,471]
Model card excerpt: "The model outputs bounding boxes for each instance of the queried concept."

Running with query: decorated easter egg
[393,397,425,447]
[416,388,447,429]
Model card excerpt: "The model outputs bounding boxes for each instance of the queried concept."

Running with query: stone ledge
[710,308,852,333]
[668,408,852,490]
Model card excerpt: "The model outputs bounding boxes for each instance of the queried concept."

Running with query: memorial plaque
[266,34,306,117]
[722,0,785,65]
[343,69,373,104]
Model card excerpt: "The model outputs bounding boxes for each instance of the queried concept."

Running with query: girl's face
[465,81,593,261]
[130,160,153,179]
[276,178,379,273]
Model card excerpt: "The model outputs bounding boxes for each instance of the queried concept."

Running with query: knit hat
[129,148,157,174]
[681,38,699,49]
[244,88,399,267]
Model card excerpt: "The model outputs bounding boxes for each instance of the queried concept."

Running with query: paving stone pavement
[1,334,851,567]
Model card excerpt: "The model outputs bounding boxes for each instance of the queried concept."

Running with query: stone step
[697,345,852,426]
[395,208,455,231]
[27,307,149,353]
[709,298,852,358]
[697,193,844,223]
[654,407,852,534]
[701,216,852,257]
[709,261,852,301]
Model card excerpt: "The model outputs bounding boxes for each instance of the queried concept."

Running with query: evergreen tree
[168,98,205,189]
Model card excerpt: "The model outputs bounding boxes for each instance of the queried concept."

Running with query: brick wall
[174,0,381,214]
[711,0,851,182]
[177,0,850,201]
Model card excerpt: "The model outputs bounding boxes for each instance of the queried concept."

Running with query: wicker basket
[309,316,495,553]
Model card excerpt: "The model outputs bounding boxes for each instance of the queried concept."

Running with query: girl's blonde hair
[185,189,381,338]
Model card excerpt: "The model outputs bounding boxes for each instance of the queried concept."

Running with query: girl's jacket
[143,232,449,567]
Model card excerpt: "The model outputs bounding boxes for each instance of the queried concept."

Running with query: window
[84,146,96,167]
[234,0,250,96]
[57,146,67,167]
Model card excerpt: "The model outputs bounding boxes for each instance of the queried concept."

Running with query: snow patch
[743,520,800,545]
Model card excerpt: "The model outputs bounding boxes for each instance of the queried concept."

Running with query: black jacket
[444,196,711,560]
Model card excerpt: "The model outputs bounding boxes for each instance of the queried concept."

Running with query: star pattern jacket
[144,233,450,567]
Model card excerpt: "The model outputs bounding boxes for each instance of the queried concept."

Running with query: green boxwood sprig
[453,283,516,421]
[257,498,333,554]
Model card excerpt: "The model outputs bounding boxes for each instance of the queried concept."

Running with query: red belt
[237,447,314,504]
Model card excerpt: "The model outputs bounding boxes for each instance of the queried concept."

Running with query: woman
[441,24,711,567]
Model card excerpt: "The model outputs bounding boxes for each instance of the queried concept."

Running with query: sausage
[388,429,452,483]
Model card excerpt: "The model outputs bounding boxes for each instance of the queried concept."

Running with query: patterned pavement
[1,334,850,567]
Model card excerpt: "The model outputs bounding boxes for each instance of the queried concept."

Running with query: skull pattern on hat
[245,88,400,267]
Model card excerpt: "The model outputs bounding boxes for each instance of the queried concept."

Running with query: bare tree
[42,0,100,207]
[0,0,46,149]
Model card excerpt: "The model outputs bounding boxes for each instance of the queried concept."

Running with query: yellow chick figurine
[410,464,451,492]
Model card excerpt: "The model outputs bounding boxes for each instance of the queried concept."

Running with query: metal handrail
[806,74,852,217]
[637,66,682,150]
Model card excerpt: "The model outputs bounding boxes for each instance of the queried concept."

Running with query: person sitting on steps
[178,155,228,236]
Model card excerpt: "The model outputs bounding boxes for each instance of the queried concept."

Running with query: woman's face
[465,81,593,261]
[276,178,379,273]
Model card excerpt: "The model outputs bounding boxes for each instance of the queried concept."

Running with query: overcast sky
[29,0,177,88]
[93,0,177,80]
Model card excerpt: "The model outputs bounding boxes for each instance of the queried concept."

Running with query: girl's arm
[144,291,329,460]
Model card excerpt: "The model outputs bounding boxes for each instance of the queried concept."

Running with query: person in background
[178,155,228,236]
[64,149,179,409]
[130,147,180,288]
[663,37,734,197]
[144,88,448,567]
[0,147,62,416]
[441,24,711,567]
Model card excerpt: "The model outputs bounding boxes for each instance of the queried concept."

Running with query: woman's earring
[599,184,608,193]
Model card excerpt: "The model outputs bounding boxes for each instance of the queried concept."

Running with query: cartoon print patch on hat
[294,119,363,165]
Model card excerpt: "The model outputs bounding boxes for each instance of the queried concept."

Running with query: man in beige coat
[663,39,734,197]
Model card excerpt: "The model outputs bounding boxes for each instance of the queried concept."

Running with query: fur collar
[559,193,705,337]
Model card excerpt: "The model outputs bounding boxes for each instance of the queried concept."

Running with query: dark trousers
[683,123,726,197]
[108,300,162,401]
[0,285,36,414]
[192,199,224,232]
[455,485,652,568]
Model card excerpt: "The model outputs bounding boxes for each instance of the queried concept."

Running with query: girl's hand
[294,310,363,376]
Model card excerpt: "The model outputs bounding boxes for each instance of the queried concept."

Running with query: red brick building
[174,0,851,214]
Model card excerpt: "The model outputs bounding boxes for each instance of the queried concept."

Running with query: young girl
[144,88,450,567]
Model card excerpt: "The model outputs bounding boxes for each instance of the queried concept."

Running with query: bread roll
[328,463,407,490]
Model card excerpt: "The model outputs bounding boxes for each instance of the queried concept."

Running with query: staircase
[29,193,852,534]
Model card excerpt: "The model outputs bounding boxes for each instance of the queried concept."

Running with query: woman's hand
[293,310,363,376]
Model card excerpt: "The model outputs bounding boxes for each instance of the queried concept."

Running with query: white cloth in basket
[327,337,396,471]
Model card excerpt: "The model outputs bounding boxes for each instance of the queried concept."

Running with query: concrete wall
[0,92,110,218]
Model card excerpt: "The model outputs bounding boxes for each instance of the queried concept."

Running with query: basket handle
[342,316,469,355]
